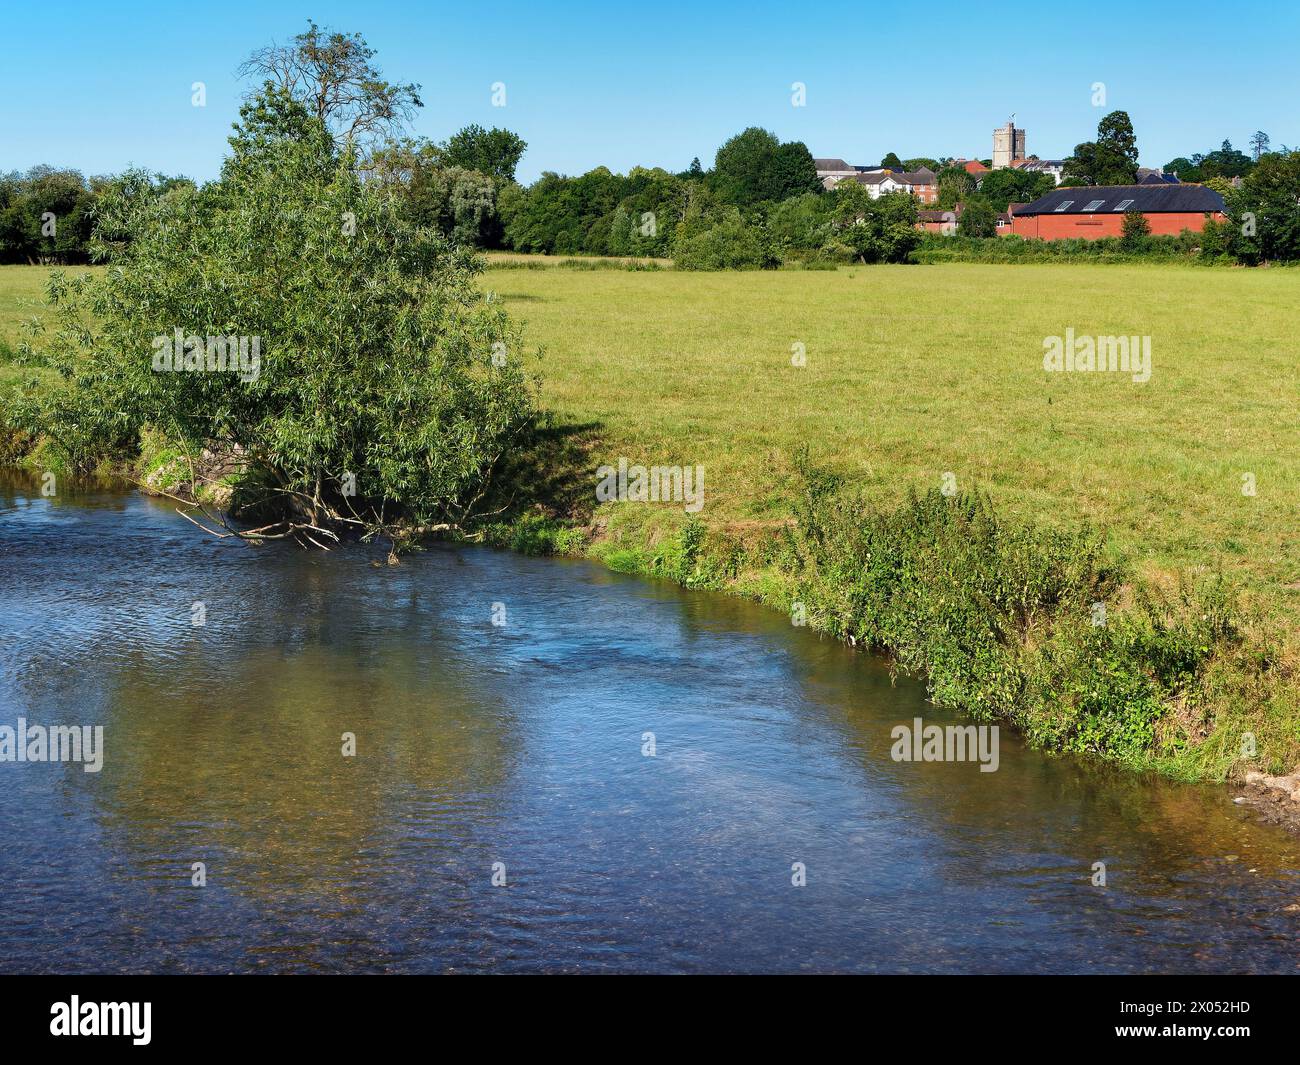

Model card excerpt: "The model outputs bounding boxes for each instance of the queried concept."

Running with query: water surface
[1,474,1297,973]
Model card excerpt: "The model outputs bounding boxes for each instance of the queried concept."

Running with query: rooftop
[1012,184,1225,216]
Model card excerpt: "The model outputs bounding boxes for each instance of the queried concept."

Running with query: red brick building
[916,207,959,233]
[1011,184,1226,240]
[849,168,939,204]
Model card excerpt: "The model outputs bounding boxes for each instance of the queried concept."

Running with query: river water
[1,473,1297,973]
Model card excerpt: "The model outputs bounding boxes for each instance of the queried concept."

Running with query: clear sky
[3,0,1296,183]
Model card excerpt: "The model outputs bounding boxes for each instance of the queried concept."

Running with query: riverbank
[481,487,1300,833]
[471,259,1300,804]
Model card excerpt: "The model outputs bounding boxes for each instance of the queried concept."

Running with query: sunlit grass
[486,260,1300,620]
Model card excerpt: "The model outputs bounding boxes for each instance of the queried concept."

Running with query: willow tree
[24,88,536,549]
[237,21,423,150]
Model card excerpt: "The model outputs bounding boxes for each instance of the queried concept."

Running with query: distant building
[818,161,938,203]
[1010,184,1226,240]
[1014,158,1066,185]
[992,121,1026,169]
[997,203,1027,234]
[848,167,938,203]
[1136,167,1179,185]
[814,158,858,190]
[916,207,959,233]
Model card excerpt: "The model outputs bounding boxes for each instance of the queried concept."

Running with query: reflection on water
[1,473,1297,973]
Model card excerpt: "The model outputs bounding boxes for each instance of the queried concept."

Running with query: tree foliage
[831,185,920,263]
[1120,209,1150,246]
[368,138,505,247]
[1205,150,1300,264]
[441,124,527,182]
[1164,140,1255,183]
[21,88,535,547]
[673,206,778,270]
[709,127,821,207]
[238,20,423,149]
[957,196,997,238]
[976,168,1054,212]
[0,167,99,265]
[1063,111,1139,186]
[935,166,976,210]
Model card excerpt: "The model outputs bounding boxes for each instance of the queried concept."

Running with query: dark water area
[1,472,1297,973]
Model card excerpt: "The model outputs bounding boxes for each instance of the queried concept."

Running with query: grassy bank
[4,259,1298,781]
[479,259,1300,780]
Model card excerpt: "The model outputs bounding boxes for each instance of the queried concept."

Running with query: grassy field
[483,261,1300,623]
[0,265,57,362]
[5,258,1298,610]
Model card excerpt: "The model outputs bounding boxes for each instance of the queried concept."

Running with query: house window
[1054,200,1074,212]
[1083,199,1105,212]
[1113,199,1135,211]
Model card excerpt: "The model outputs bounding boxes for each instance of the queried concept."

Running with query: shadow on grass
[489,415,604,526]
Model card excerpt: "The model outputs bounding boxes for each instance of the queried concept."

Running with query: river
[1,473,1297,973]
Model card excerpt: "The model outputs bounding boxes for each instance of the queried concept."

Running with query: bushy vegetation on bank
[9,88,537,548]
[564,467,1291,780]
[780,469,1249,767]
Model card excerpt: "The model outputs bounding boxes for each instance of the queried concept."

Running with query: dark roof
[813,158,853,171]
[1012,184,1224,216]
[852,171,898,185]
[850,169,936,187]
[897,169,937,185]
[1136,167,1179,184]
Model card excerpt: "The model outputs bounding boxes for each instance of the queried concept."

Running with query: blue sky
[3,1,1296,183]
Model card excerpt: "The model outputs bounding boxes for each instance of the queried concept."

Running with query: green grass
[485,261,1300,624]
[0,264,63,344]
[482,258,1300,780]
[0,264,99,387]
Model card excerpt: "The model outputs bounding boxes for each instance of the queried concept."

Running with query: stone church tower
[992,120,1026,169]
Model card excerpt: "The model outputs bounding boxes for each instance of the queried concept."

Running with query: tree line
[6,25,1299,271]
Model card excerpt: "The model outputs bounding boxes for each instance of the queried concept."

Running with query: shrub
[17,88,536,547]
[784,458,1243,763]
[828,186,920,263]
[673,209,778,270]
[1120,209,1151,247]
